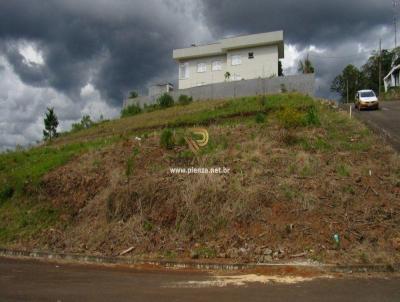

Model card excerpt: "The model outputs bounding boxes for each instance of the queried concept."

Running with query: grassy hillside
[1,93,400,264]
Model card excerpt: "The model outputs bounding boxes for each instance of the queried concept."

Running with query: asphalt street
[350,101,400,151]
[1,257,400,302]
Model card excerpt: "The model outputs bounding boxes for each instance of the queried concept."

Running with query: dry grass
[2,94,400,265]
[20,115,399,264]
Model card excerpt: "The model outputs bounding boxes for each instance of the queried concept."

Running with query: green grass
[54,93,316,146]
[0,138,115,204]
[0,137,116,244]
[0,199,59,243]
[336,164,351,177]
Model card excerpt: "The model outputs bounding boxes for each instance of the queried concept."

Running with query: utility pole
[379,39,382,98]
[395,15,398,48]
[394,1,399,48]
[346,79,349,103]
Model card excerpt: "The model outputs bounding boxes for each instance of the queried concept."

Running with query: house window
[248,52,254,59]
[231,55,241,66]
[212,61,222,71]
[179,63,189,79]
[197,63,207,73]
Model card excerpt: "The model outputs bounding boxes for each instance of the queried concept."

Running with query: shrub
[71,122,84,132]
[255,112,266,123]
[0,185,14,203]
[71,115,94,132]
[304,106,320,126]
[160,129,174,149]
[143,103,160,113]
[178,94,193,105]
[121,103,142,118]
[128,91,138,99]
[277,107,305,128]
[157,93,174,108]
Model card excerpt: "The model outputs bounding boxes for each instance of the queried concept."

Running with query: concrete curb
[1,247,399,274]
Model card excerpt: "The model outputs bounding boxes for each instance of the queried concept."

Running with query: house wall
[227,45,278,80]
[149,84,173,97]
[178,45,279,90]
[179,55,227,89]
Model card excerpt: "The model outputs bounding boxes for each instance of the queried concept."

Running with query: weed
[336,164,350,177]
[160,129,175,149]
[304,106,320,126]
[214,217,229,231]
[121,103,142,118]
[143,220,154,232]
[92,159,102,169]
[255,112,266,123]
[194,246,217,259]
[0,185,14,204]
[359,252,369,264]
[106,194,116,222]
[164,250,177,259]
[278,130,299,146]
[157,93,174,108]
[343,185,355,195]
[277,107,305,128]
[280,184,297,201]
[178,94,193,105]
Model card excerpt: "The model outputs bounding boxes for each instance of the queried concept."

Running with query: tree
[43,107,59,141]
[80,115,93,129]
[278,61,284,77]
[224,71,231,81]
[298,54,315,74]
[331,65,367,101]
[361,50,393,93]
[128,91,138,99]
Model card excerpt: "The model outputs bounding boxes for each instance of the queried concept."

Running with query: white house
[173,31,284,90]
[384,65,400,92]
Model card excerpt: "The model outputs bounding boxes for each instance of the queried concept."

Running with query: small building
[384,65,400,92]
[173,31,284,90]
[148,83,174,97]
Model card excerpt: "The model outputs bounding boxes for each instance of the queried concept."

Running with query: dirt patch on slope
[25,120,400,265]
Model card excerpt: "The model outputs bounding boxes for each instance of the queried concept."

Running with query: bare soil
[14,114,400,265]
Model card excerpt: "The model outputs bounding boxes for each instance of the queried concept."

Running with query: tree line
[331,48,400,101]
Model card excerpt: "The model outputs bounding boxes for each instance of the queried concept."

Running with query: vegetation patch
[1,93,399,266]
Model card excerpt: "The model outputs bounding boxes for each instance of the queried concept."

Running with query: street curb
[0,247,399,274]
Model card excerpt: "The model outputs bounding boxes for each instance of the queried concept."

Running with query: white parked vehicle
[355,90,379,110]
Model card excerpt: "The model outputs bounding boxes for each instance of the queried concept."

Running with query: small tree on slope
[43,107,59,141]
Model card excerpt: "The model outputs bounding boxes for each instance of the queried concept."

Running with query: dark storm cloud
[0,0,194,105]
[201,0,392,47]
[200,0,393,98]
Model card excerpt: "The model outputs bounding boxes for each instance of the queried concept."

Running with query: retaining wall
[123,74,315,108]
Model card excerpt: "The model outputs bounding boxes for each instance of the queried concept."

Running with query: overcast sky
[0,0,395,150]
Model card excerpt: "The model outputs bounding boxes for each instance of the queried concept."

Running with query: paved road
[350,101,400,151]
[1,257,400,302]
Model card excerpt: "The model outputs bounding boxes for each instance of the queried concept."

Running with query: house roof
[173,31,284,61]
